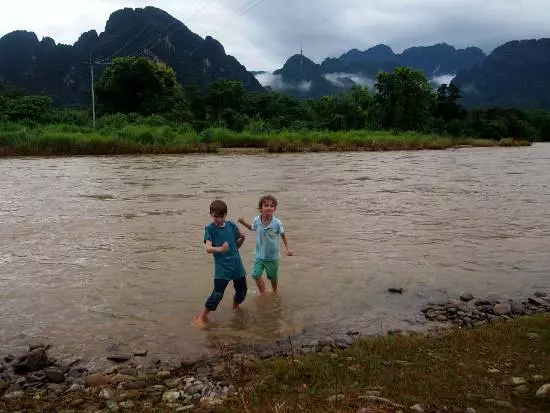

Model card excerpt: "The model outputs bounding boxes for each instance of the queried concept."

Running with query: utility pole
[89,53,96,129]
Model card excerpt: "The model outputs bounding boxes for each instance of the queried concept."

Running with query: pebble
[513,384,529,395]
[162,390,182,403]
[118,400,135,409]
[465,408,476,413]
[176,406,195,412]
[2,390,24,399]
[99,388,115,400]
[107,354,132,363]
[511,377,527,385]
[326,394,345,402]
[484,399,514,408]
[410,404,425,412]
[487,368,500,374]
[533,375,544,381]
[536,383,550,397]
[460,292,474,302]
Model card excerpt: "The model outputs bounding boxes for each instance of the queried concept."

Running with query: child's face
[260,200,276,217]
[211,213,226,227]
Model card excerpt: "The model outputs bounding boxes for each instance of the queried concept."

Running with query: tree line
[1,56,549,142]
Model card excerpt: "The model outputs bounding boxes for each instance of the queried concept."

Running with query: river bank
[0,124,530,156]
[2,291,550,412]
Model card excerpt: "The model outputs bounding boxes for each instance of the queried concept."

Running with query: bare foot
[193,315,208,329]
[232,301,240,310]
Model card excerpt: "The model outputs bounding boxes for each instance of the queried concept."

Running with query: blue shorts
[205,277,247,311]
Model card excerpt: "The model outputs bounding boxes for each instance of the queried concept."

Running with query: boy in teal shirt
[239,195,292,295]
[195,199,246,327]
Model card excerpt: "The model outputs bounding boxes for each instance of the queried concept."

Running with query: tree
[206,79,246,120]
[374,67,435,130]
[434,84,466,122]
[95,57,186,116]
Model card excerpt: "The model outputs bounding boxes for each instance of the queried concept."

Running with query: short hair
[210,199,227,216]
[258,195,278,210]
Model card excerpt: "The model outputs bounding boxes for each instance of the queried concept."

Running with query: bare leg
[255,278,267,295]
[270,279,278,294]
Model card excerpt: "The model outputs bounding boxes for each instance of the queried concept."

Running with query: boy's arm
[238,217,253,231]
[235,225,246,249]
[281,233,293,256]
[205,240,229,254]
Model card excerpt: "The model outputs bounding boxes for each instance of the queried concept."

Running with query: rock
[45,367,65,383]
[526,333,540,341]
[133,349,148,357]
[436,315,448,322]
[100,388,115,400]
[359,395,405,408]
[68,383,85,392]
[488,368,500,374]
[492,303,511,316]
[70,398,85,407]
[186,384,204,395]
[107,354,132,363]
[162,390,182,403]
[484,399,514,408]
[388,288,403,294]
[465,409,476,413]
[85,374,111,386]
[176,406,195,412]
[511,377,527,385]
[528,297,548,307]
[0,378,9,392]
[164,378,181,389]
[534,292,547,298]
[460,292,474,302]
[12,349,48,373]
[106,400,119,411]
[533,375,544,382]
[199,396,223,407]
[510,301,525,314]
[410,404,425,412]
[156,370,171,379]
[475,299,492,306]
[117,368,138,377]
[536,383,550,397]
[513,384,529,395]
[364,390,381,396]
[2,390,24,399]
[326,394,345,402]
[120,380,148,390]
[119,400,135,409]
[28,341,48,351]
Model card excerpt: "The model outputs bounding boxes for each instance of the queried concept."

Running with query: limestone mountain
[452,38,550,110]
[262,42,486,98]
[0,6,263,106]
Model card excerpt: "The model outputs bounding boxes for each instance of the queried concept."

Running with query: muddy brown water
[1,145,549,365]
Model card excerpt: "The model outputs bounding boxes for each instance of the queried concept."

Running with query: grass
[0,123,531,156]
[217,315,550,413]
[2,315,550,412]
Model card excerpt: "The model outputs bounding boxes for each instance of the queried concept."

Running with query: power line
[97,22,153,63]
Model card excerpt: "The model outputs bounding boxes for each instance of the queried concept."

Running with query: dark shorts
[205,276,248,311]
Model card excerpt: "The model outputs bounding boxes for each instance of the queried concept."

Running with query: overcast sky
[1,0,550,71]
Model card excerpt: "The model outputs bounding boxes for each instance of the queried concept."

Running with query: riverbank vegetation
[1,57,548,156]
[2,314,550,412]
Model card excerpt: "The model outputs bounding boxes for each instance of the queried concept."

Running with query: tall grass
[0,122,530,156]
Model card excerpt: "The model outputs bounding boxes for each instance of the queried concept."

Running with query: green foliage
[95,57,187,116]
[374,67,435,131]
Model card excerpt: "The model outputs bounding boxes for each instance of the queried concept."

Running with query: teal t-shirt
[204,221,246,280]
[251,215,284,261]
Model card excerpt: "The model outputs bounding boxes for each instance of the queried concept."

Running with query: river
[1,144,549,365]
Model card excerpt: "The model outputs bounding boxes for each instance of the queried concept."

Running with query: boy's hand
[220,242,230,252]
[237,217,245,224]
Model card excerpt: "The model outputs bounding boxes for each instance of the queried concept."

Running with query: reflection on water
[1,145,550,364]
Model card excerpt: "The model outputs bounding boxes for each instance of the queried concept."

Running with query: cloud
[430,74,456,87]
[1,0,550,72]
[254,72,312,92]
[323,73,376,89]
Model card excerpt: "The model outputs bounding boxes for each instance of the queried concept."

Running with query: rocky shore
[1,291,549,412]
